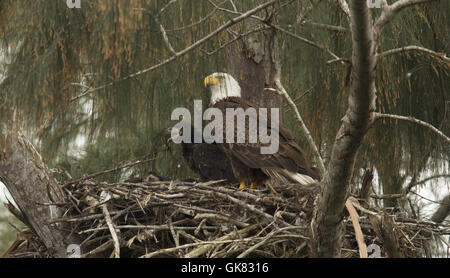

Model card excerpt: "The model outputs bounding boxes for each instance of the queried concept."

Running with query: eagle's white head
[204,72,241,105]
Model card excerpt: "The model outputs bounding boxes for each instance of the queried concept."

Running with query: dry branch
[273,81,326,176]
[377,45,450,63]
[70,0,279,102]
[101,192,120,258]
[337,0,351,23]
[374,0,438,36]
[375,112,450,144]
[345,199,367,258]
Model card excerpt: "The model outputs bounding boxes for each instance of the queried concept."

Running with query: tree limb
[0,127,79,257]
[345,198,368,258]
[431,194,450,223]
[101,192,120,258]
[374,112,450,144]
[377,45,450,63]
[337,0,351,23]
[405,174,450,193]
[273,81,326,176]
[374,0,438,36]
[155,17,178,56]
[310,0,377,257]
[202,26,270,56]
[304,21,347,33]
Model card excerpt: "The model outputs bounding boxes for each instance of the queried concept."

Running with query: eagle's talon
[239,181,246,190]
[250,182,257,192]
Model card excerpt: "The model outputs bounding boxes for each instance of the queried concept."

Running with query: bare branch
[375,112,450,144]
[228,0,238,12]
[202,27,270,56]
[273,81,326,176]
[144,238,259,258]
[237,226,307,258]
[326,57,351,65]
[378,45,450,63]
[337,0,351,22]
[166,0,228,32]
[181,224,259,258]
[345,198,368,258]
[155,17,178,56]
[101,196,120,258]
[304,21,347,32]
[157,0,178,16]
[71,0,279,101]
[375,0,438,36]
[266,23,341,61]
[213,5,342,62]
[63,156,156,186]
[404,174,450,194]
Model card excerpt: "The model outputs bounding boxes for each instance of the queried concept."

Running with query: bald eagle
[165,124,237,183]
[203,72,320,190]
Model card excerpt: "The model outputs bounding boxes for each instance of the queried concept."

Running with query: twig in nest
[194,213,249,228]
[184,224,260,258]
[141,234,261,258]
[80,241,113,258]
[238,226,308,258]
[64,156,156,186]
[345,199,368,258]
[210,190,291,227]
[101,200,120,258]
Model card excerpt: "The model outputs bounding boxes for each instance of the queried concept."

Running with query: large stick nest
[3,173,450,258]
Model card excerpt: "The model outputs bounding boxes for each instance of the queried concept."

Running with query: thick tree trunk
[310,1,377,257]
[0,126,78,257]
[226,17,283,118]
[431,194,450,223]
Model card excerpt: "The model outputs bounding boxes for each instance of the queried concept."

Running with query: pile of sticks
[4,175,450,258]
[41,177,317,258]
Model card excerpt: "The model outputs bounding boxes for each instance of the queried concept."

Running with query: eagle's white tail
[262,168,317,186]
[282,169,316,185]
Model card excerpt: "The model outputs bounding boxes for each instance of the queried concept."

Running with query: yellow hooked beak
[204,75,219,87]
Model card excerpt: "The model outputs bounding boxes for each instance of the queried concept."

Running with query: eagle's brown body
[212,96,320,188]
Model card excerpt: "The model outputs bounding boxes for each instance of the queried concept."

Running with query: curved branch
[273,81,326,176]
[374,0,438,36]
[405,174,450,193]
[374,112,450,144]
[377,45,450,63]
[71,0,279,102]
